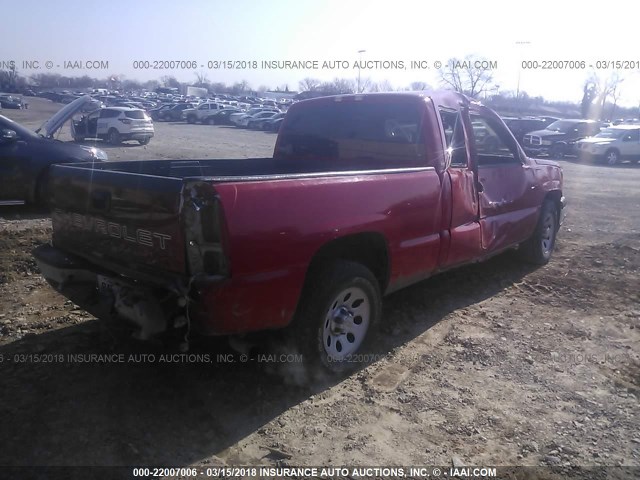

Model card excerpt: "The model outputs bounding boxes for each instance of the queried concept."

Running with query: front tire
[107,128,121,145]
[604,148,620,166]
[138,137,150,146]
[294,261,381,375]
[520,200,558,265]
[549,144,565,159]
[35,170,51,209]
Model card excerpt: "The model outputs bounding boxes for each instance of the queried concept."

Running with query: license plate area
[97,274,115,295]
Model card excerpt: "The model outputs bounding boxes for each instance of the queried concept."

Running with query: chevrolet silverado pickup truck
[34,91,566,373]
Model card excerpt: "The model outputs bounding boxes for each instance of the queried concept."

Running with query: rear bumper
[122,132,154,141]
[32,244,302,337]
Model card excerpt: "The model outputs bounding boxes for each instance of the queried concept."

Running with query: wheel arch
[543,190,563,227]
[305,232,390,294]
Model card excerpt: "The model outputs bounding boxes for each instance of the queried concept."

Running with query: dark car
[0,96,108,206]
[159,103,194,122]
[208,108,242,125]
[264,116,284,132]
[253,112,285,130]
[523,119,602,158]
[148,104,174,121]
[0,95,23,109]
[502,116,558,145]
[247,112,283,130]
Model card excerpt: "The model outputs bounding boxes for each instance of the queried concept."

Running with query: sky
[2,0,640,107]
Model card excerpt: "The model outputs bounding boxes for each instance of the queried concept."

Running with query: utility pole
[357,50,366,93]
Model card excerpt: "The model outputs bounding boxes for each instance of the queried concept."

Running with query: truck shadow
[0,203,50,220]
[0,251,535,467]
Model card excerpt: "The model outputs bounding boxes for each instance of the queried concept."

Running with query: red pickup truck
[34,91,566,372]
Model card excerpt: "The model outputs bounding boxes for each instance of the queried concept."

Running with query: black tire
[204,117,214,125]
[292,261,381,375]
[549,144,565,159]
[107,128,121,145]
[604,148,620,166]
[138,137,150,146]
[520,200,558,265]
[186,115,196,124]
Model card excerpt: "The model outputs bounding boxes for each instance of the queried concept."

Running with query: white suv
[71,107,154,145]
[576,125,640,165]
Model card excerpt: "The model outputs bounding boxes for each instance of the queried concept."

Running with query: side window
[100,109,119,119]
[624,129,640,141]
[439,108,468,167]
[470,114,519,164]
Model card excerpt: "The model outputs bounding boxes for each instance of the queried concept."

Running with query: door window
[470,114,519,165]
[439,109,468,167]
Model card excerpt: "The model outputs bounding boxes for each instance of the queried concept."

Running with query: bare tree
[438,55,494,98]
[298,77,321,92]
[409,81,430,91]
[587,72,624,119]
[194,71,209,88]
[160,75,180,88]
[320,78,356,95]
[581,74,598,119]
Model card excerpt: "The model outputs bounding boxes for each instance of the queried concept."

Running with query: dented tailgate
[49,163,187,278]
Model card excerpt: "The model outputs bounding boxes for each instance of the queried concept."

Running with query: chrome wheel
[606,150,619,166]
[322,286,370,361]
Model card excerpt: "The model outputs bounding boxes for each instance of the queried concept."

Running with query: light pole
[357,49,366,93]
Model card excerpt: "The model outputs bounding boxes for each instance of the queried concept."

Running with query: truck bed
[48,158,435,287]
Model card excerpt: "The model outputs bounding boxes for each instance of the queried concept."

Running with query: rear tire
[520,200,558,265]
[187,115,196,124]
[138,137,150,146]
[292,261,381,375]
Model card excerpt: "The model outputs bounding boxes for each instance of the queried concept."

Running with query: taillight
[119,118,132,124]
[183,183,229,277]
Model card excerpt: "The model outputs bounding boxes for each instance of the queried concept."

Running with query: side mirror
[0,129,17,144]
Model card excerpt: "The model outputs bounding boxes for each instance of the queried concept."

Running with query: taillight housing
[183,182,229,277]
[119,118,132,124]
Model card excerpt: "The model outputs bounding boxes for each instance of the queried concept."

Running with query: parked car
[182,102,226,124]
[502,116,558,145]
[0,96,107,206]
[575,125,640,165]
[264,116,284,132]
[237,110,281,128]
[207,108,242,125]
[71,107,154,145]
[161,103,195,122]
[249,112,285,130]
[148,104,174,121]
[0,95,23,109]
[229,107,278,126]
[523,119,601,158]
[34,91,565,374]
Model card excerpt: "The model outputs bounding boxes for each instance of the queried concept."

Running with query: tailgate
[49,164,187,278]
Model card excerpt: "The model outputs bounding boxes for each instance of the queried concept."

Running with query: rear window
[277,101,426,167]
[124,110,146,119]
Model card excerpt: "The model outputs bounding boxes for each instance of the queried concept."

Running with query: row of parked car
[501,116,640,165]
[148,101,287,132]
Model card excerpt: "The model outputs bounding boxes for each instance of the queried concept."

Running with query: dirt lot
[0,98,638,476]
